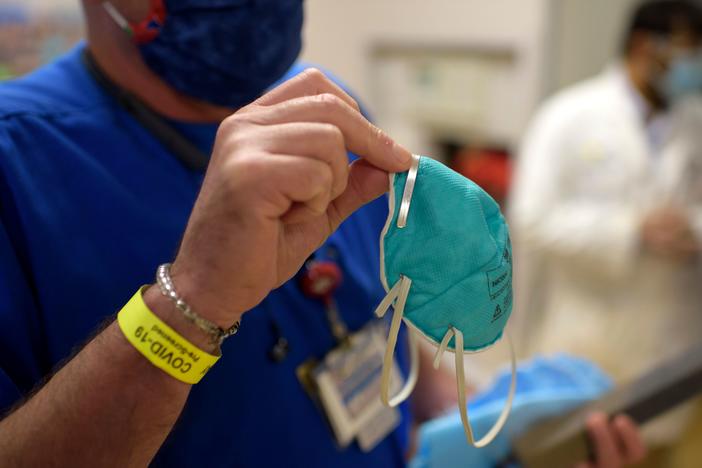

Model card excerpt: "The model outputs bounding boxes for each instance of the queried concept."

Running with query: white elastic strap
[433,327,455,370]
[375,276,419,407]
[437,328,517,448]
[374,278,404,319]
[397,155,421,229]
[102,2,130,30]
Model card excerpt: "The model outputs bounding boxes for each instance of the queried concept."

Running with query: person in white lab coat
[512,0,702,385]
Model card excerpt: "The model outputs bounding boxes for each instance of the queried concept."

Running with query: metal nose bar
[397,154,421,228]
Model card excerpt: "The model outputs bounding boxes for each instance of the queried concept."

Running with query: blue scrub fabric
[0,43,411,467]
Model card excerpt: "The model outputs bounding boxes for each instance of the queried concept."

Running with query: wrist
[168,262,246,329]
[142,284,220,354]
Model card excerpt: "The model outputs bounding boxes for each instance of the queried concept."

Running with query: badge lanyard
[299,255,349,345]
[267,251,349,363]
[297,254,403,451]
[81,49,210,172]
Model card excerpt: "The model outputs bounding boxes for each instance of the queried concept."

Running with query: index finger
[254,68,361,112]
[250,94,412,172]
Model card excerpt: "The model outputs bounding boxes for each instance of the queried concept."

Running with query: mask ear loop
[433,328,517,448]
[102,1,165,43]
[375,276,419,407]
[102,2,133,36]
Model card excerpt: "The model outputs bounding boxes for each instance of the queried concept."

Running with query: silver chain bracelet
[156,263,240,346]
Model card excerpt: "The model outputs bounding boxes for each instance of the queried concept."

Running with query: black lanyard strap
[81,49,210,172]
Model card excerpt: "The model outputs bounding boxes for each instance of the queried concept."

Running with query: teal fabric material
[381,156,512,351]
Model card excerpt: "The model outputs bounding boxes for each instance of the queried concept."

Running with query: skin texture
[0,1,646,467]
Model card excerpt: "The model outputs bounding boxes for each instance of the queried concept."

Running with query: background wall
[300,0,643,156]
[551,0,640,90]
[301,0,553,153]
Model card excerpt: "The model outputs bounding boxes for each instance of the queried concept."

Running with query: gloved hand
[166,69,412,328]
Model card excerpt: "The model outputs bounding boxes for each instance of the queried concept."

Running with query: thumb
[328,159,390,230]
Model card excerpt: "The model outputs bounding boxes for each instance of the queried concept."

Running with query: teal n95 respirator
[375,155,516,447]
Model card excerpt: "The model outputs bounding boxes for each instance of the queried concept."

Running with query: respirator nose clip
[397,154,421,228]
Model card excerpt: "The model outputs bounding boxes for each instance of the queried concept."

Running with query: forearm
[0,286,211,467]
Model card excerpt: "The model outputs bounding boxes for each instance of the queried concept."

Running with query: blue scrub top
[0,43,411,467]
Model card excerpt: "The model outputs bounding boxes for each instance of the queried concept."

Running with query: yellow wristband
[117,287,220,384]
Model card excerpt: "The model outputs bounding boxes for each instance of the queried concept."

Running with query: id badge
[310,321,403,451]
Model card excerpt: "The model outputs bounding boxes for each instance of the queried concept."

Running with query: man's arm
[0,288,208,466]
[0,69,413,466]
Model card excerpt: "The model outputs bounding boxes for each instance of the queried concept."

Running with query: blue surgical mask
[103,0,304,108]
[375,155,516,448]
[660,51,702,102]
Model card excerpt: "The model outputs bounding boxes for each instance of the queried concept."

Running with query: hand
[169,69,412,327]
[641,206,699,261]
[574,413,647,468]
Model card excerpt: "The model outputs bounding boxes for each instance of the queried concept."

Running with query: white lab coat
[511,65,702,387]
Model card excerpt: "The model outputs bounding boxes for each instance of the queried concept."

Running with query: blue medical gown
[0,43,411,467]
[411,354,612,468]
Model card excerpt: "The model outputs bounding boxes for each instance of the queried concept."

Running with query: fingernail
[376,126,411,167]
[388,138,411,165]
